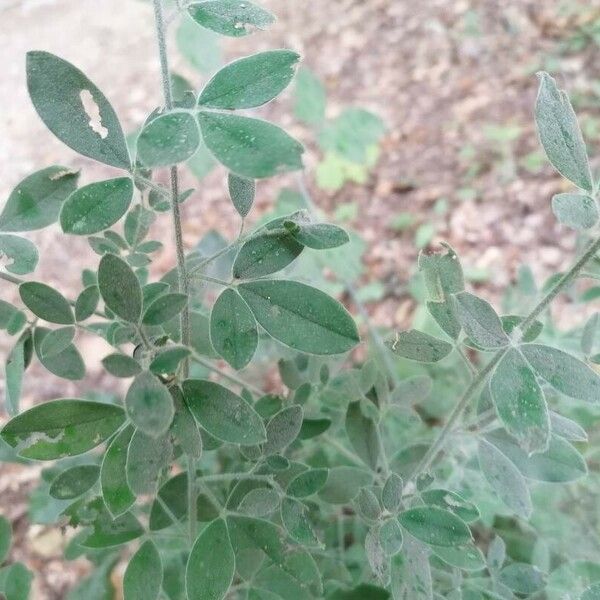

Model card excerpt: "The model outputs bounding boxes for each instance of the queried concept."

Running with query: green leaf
[378,518,403,556]
[102,353,142,378]
[318,466,372,504]
[490,348,550,454]
[210,288,258,369]
[137,111,200,168]
[186,519,234,600]
[5,336,27,416]
[188,0,275,37]
[233,229,303,279]
[126,430,172,495]
[80,501,144,548]
[520,343,600,402]
[550,411,588,442]
[34,327,85,381]
[345,401,379,471]
[0,399,124,460]
[486,430,587,483]
[183,379,266,445]
[386,329,452,363]
[287,468,328,498]
[170,386,203,459]
[356,487,381,521]
[381,473,403,513]
[198,112,304,178]
[60,177,133,235]
[49,465,100,500]
[123,540,162,600]
[289,221,349,250]
[125,371,174,437]
[75,285,99,321]
[149,345,191,375]
[124,205,155,247]
[582,583,600,600]
[40,326,76,358]
[142,293,188,325]
[298,417,331,440]
[552,193,599,230]
[432,544,486,572]
[454,292,509,349]
[419,489,479,523]
[27,51,130,169]
[535,72,593,192]
[280,497,320,546]
[98,254,142,323]
[501,314,543,342]
[328,584,390,600]
[227,514,284,565]
[418,243,464,301]
[199,50,299,109]
[263,405,303,455]
[238,279,359,354]
[0,166,79,232]
[228,173,255,218]
[101,425,135,517]
[0,301,26,336]
[0,234,38,274]
[0,563,33,600]
[499,563,546,595]
[19,282,74,324]
[238,488,280,517]
[398,506,471,547]
[294,67,327,126]
[0,516,12,564]
[478,438,532,518]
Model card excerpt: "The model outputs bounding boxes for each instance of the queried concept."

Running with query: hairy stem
[406,234,600,488]
[152,0,195,545]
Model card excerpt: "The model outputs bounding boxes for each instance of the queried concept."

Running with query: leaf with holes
[27,51,130,169]
[0,235,38,275]
[0,166,79,232]
[0,399,124,460]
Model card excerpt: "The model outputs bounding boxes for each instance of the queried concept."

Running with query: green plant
[1,4,600,600]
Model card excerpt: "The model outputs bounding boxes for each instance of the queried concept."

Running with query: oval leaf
[188,0,275,37]
[454,292,509,349]
[199,50,299,109]
[520,343,600,402]
[198,112,304,179]
[124,540,162,600]
[210,288,258,370]
[186,519,234,600]
[20,282,74,324]
[142,292,188,325]
[386,329,452,363]
[398,506,471,547]
[101,425,136,518]
[535,72,593,192]
[228,173,255,217]
[0,234,39,275]
[233,229,304,279]
[552,193,599,230]
[49,464,99,500]
[238,279,359,355]
[490,348,550,454]
[125,371,174,437]
[137,111,200,168]
[183,379,266,445]
[60,177,133,235]
[98,254,142,323]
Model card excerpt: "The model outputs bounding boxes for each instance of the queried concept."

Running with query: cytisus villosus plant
[0,1,600,599]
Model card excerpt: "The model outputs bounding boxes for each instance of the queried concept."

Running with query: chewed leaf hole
[80,89,108,139]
